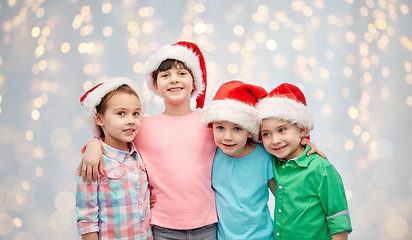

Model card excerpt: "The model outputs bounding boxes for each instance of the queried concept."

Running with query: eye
[234,127,242,131]
[279,127,287,133]
[159,72,169,78]
[215,125,224,130]
[179,71,188,76]
[133,111,140,116]
[117,111,125,116]
[262,132,270,137]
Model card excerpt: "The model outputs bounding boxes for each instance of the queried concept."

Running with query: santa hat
[144,41,207,108]
[202,80,267,140]
[257,83,314,136]
[80,77,146,138]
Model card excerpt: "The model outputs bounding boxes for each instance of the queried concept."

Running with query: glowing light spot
[0,213,13,236]
[345,140,354,151]
[49,211,71,231]
[21,181,30,191]
[55,192,75,213]
[25,130,34,141]
[291,36,306,50]
[269,21,279,31]
[13,217,22,228]
[361,132,370,142]
[31,109,40,120]
[35,167,43,178]
[41,27,50,37]
[142,22,154,34]
[233,25,244,36]
[227,63,238,74]
[343,67,352,78]
[229,42,241,53]
[81,6,91,16]
[320,68,330,80]
[325,51,335,61]
[275,11,287,22]
[345,32,355,43]
[321,104,332,115]
[254,32,266,43]
[407,96,412,106]
[101,2,112,14]
[50,128,72,149]
[400,4,409,15]
[347,106,359,119]
[133,62,144,73]
[31,27,40,38]
[385,216,408,239]
[60,42,70,53]
[381,87,390,100]
[194,22,207,34]
[315,89,324,99]
[375,19,386,30]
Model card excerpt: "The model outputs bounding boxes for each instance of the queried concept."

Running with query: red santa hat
[144,41,207,108]
[257,83,314,136]
[202,80,268,140]
[80,77,146,138]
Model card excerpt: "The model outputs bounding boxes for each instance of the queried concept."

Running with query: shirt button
[282,165,285,169]
[279,186,282,189]
[277,232,280,236]
[278,209,282,213]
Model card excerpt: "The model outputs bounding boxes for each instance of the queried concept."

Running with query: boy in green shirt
[257,83,352,240]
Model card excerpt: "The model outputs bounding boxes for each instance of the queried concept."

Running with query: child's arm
[332,230,348,240]
[76,172,100,237]
[78,139,104,183]
[301,138,327,159]
[82,232,98,240]
[268,178,276,196]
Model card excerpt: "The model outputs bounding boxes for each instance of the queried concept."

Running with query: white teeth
[169,88,182,92]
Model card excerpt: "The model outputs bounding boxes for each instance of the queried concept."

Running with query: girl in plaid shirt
[76,77,152,240]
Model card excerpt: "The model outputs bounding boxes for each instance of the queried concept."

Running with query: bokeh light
[1,1,411,239]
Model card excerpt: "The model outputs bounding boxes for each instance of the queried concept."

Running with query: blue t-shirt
[212,144,274,240]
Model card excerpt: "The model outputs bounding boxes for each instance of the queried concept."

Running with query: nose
[223,130,232,140]
[271,134,281,145]
[126,115,135,125]
[170,72,179,83]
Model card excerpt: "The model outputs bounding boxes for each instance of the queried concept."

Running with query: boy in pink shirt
[79,41,218,239]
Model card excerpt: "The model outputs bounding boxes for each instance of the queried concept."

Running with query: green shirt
[273,145,352,239]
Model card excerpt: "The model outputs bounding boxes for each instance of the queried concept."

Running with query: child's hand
[301,138,327,159]
[150,194,156,208]
[78,139,105,183]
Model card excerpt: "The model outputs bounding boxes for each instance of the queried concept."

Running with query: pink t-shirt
[134,111,217,229]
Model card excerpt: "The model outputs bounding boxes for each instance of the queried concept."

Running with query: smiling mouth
[123,129,135,133]
[273,145,287,151]
[168,87,183,92]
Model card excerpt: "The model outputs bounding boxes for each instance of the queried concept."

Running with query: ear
[248,132,254,139]
[95,113,104,127]
[299,128,308,138]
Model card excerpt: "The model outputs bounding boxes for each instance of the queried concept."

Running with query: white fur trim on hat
[144,44,204,99]
[202,99,260,139]
[81,77,146,138]
[257,97,314,135]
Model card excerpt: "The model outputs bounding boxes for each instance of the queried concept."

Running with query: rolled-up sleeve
[317,165,353,235]
[76,174,99,235]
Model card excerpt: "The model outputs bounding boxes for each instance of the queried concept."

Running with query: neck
[163,101,193,116]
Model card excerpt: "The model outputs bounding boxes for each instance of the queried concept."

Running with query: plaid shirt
[76,140,152,239]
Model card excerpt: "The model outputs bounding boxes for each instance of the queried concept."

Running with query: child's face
[260,118,307,161]
[96,92,142,151]
[212,121,253,158]
[154,65,194,106]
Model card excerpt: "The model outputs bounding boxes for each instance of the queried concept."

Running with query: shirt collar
[100,139,138,163]
[274,145,312,168]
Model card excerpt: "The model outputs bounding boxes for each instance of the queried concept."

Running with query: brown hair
[95,84,138,137]
[153,59,193,83]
